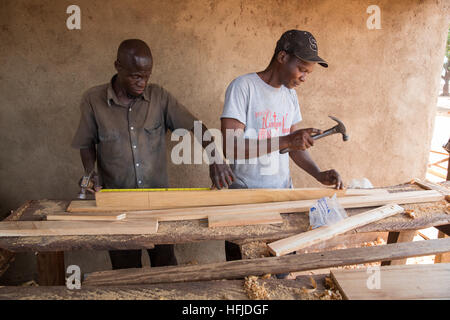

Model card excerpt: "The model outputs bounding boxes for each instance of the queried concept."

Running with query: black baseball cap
[275,30,328,68]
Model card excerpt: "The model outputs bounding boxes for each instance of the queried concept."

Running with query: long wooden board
[413,178,450,196]
[0,219,158,237]
[46,213,126,221]
[268,204,405,256]
[331,263,450,300]
[82,238,450,286]
[68,190,443,224]
[94,188,388,210]
[208,212,283,228]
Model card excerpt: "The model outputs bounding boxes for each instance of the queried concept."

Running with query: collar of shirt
[106,74,150,107]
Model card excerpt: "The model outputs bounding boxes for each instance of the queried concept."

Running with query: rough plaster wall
[0,0,448,217]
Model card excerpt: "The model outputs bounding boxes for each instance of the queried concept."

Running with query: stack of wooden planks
[0,186,446,239]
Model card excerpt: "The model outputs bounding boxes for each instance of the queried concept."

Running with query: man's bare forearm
[80,144,96,173]
[289,150,321,179]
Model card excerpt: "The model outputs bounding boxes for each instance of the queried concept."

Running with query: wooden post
[36,252,65,286]
[444,138,450,181]
[381,230,417,266]
[435,231,450,263]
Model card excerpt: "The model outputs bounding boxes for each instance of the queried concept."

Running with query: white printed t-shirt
[221,73,302,188]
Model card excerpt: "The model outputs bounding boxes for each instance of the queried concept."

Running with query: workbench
[0,182,449,298]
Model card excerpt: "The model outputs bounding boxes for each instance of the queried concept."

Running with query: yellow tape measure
[100,188,211,192]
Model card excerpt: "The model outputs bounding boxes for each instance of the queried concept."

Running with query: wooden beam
[267,204,405,257]
[0,276,329,300]
[46,212,126,221]
[208,212,283,228]
[381,230,417,266]
[0,219,158,237]
[427,168,447,179]
[413,178,450,195]
[82,238,450,286]
[94,188,388,210]
[331,264,450,300]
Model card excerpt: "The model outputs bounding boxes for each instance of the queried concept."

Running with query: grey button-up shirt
[72,75,198,189]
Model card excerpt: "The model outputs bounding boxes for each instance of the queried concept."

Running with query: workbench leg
[381,230,417,266]
[435,231,450,263]
[36,251,65,286]
[436,224,450,237]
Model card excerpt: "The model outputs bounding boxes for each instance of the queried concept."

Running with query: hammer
[77,171,95,199]
[280,115,348,154]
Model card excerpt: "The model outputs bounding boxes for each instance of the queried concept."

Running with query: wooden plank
[382,230,417,266]
[69,191,444,224]
[427,168,447,179]
[0,201,32,277]
[208,212,283,228]
[82,238,450,286]
[0,276,330,300]
[331,263,450,300]
[94,188,388,210]
[413,178,450,195]
[0,220,158,237]
[267,204,405,257]
[68,188,388,213]
[2,195,448,253]
[46,212,126,221]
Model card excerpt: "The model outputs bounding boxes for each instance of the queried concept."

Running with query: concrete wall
[0,0,449,217]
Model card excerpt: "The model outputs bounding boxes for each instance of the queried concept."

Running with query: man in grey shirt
[221,30,343,263]
[72,39,235,269]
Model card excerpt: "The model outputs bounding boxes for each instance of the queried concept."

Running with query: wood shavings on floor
[243,276,270,300]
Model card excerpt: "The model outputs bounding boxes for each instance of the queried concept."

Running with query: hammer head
[329,115,349,141]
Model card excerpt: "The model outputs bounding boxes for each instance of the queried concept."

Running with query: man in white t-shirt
[221,30,343,263]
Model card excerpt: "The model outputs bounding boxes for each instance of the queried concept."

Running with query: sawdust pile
[297,276,342,300]
[241,241,271,259]
[318,276,342,300]
[243,276,270,300]
[361,236,386,247]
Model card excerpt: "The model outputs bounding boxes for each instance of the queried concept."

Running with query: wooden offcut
[82,238,450,286]
[331,263,450,300]
[0,219,158,237]
[94,188,388,210]
[208,212,283,228]
[267,204,405,256]
[46,212,126,221]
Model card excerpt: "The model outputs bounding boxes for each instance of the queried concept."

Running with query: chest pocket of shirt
[98,130,121,159]
[144,122,163,150]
